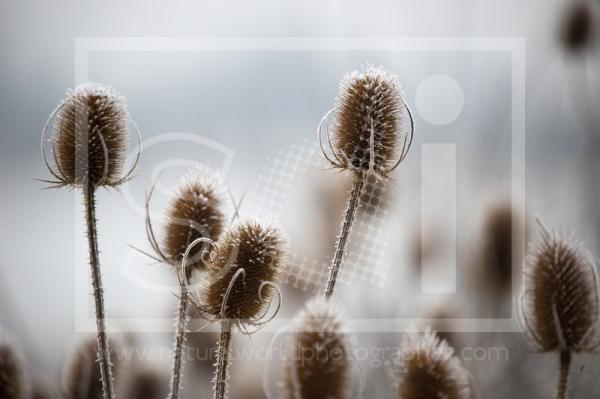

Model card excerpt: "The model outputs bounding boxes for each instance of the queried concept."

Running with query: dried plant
[318,64,413,299]
[41,83,140,399]
[185,217,287,399]
[284,298,352,399]
[0,337,27,399]
[520,221,600,398]
[393,328,470,399]
[472,202,525,315]
[121,368,168,399]
[561,2,594,53]
[63,337,121,399]
[143,171,225,399]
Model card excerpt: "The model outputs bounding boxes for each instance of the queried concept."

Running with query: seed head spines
[49,83,131,188]
[393,328,470,399]
[332,64,406,175]
[521,225,600,353]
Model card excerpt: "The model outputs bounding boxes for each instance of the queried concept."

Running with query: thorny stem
[214,319,233,399]
[168,282,190,399]
[84,184,115,399]
[323,170,366,300]
[556,350,572,399]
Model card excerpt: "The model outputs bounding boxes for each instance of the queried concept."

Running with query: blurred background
[2,0,600,397]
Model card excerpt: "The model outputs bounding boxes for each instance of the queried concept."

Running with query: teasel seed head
[0,337,27,399]
[63,337,121,399]
[328,64,410,177]
[44,83,134,188]
[520,223,600,353]
[561,2,594,52]
[284,298,352,399]
[200,217,287,323]
[476,202,520,297]
[393,328,470,399]
[162,172,226,273]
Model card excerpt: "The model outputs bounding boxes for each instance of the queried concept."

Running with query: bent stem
[84,184,115,399]
[168,284,190,399]
[323,170,366,300]
[556,350,572,399]
[213,319,233,399]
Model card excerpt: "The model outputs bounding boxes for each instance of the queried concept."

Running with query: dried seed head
[393,328,470,399]
[476,203,518,297]
[163,172,226,272]
[200,218,287,321]
[63,337,121,399]
[285,299,352,399]
[52,83,129,187]
[0,337,27,399]
[123,369,168,399]
[561,2,594,52]
[332,64,405,174]
[521,225,599,353]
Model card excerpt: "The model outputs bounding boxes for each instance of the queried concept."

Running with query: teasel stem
[324,170,366,300]
[168,280,190,399]
[557,349,572,399]
[214,319,233,399]
[83,183,115,399]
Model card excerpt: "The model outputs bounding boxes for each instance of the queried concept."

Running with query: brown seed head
[200,218,287,321]
[163,172,226,273]
[0,337,27,399]
[285,299,351,399]
[476,202,519,297]
[561,2,594,52]
[332,64,405,174]
[521,225,599,353]
[63,337,121,399]
[53,83,129,187]
[394,328,470,399]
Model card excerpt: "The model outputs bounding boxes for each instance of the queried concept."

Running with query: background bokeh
[2,0,600,397]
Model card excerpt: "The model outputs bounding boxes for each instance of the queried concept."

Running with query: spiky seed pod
[0,337,27,399]
[201,218,287,321]
[163,173,226,273]
[332,65,405,174]
[521,226,599,353]
[52,83,129,187]
[561,2,594,52]
[521,225,600,398]
[393,328,470,399]
[284,299,352,399]
[63,337,121,399]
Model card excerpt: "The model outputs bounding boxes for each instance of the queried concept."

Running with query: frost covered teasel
[318,64,414,299]
[284,298,353,399]
[392,328,470,399]
[40,82,141,399]
[142,170,226,399]
[41,82,140,189]
[185,217,288,399]
[520,221,600,399]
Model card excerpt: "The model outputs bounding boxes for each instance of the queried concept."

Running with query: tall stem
[84,184,115,399]
[323,171,365,300]
[556,350,571,399]
[168,285,190,399]
[213,319,233,399]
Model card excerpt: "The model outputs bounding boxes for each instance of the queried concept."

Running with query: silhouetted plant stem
[214,319,233,399]
[168,282,190,399]
[324,171,365,300]
[84,184,114,399]
[557,350,571,399]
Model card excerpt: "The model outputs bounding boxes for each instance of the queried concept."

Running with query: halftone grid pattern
[247,141,392,293]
